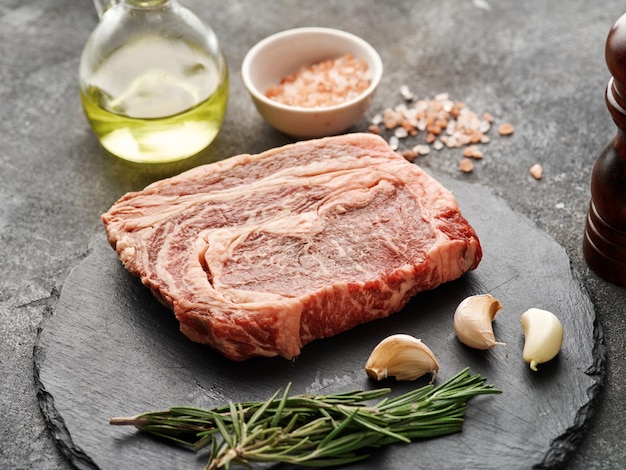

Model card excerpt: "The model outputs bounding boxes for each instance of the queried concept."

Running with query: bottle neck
[94,0,173,17]
[124,0,172,8]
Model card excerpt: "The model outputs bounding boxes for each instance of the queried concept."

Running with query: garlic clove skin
[454,294,505,350]
[520,308,564,371]
[365,334,439,382]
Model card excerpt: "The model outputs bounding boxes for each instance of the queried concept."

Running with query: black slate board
[35,175,603,470]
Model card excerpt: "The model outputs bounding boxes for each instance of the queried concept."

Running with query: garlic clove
[454,294,506,350]
[520,308,564,371]
[365,334,439,382]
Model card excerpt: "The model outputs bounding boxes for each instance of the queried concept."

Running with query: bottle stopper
[583,13,626,285]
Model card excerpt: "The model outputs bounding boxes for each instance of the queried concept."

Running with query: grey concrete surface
[1,0,625,468]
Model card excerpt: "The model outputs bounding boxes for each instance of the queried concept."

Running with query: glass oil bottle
[79,0,228,163]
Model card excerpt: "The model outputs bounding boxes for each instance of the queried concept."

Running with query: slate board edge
[34,286,100,470]
[538,267,606,470]
[32,176,607,470]
[435,174,607,469]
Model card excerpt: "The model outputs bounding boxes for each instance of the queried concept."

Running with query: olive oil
[80,34,228,163]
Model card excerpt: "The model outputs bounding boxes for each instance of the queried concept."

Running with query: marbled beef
[102,133,482,360]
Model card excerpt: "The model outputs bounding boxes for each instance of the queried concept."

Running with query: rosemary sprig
[110,367,501,469]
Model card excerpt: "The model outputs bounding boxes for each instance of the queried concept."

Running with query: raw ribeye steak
[102,133,482,360]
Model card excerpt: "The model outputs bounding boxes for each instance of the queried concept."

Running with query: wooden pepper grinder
[583,13,626,286]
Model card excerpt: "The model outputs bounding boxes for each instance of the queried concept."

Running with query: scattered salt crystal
[473,0,492,11]
[444,135,457,148]
[530,163,543,180]
[414,100,429,112]
[366,91,514,175]
[401,148,418,161]
[394,127,409,139]
[457,134,471,146]
[413,144,431,156]
[498,122,515,136]
[400,85,414,101]
[383,108,403,129]
[368,124,381,134]
[459,158,474,173]
[463,145,483,159]
[395,103,409,113]
[405,114,419,128]
[389,135,399,150]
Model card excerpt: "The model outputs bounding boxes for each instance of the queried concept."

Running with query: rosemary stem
[111,368,501,469]
[109,417,140,426]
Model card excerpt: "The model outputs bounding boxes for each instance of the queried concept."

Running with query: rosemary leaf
[318,408,360,448]
[271,382,292,428]
[248,387,281,430]
[213,412,235,450]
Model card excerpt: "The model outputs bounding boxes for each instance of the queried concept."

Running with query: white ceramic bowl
[241,27,383,138]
